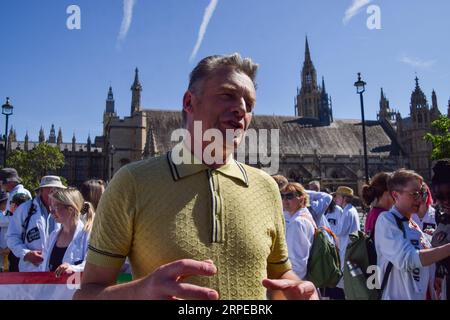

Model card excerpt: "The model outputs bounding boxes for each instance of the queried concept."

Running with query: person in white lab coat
[7,176,66,272]
[42,187,94,276]
[332,186,361,298]
[376,169,450,300]
[282,182,316,280]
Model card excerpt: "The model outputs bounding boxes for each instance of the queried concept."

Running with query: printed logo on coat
[328,218,336,226]
[26,227,40,243]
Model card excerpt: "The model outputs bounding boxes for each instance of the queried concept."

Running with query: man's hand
[263,278,319,300]
[135,259,219,300]
[55,263,75,277]
[0,248,10,256]
[24,251,43,266]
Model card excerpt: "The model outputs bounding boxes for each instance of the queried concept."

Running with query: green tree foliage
[424,115,450,160]
[6,143,66,192]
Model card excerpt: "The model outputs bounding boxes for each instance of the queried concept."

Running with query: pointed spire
[108,86,114,100]
[24,131,29,152]
[131,67,143,115]
[447,98,450,117]
[381,87,385,99]
[415,76,420,89]
[321,76,326,94]
[57,127,63,146]
[87,134,92,152]
[432,89,438,110]
[105,86,116,114]
[305,36,311,63]
[72,133,76,152]
[39,126,45,144]
[48,124,56,143]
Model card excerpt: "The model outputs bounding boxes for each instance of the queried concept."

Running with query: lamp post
[109,144,116,180]
[2,98,14,167]
[354,73,369,184]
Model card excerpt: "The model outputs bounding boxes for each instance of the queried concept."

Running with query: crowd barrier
[0,272,132,300]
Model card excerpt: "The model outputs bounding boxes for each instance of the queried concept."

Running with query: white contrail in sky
[343,0,371,24]
[190,0,219,62]
[117,0,136,47]
[400,55,436,69]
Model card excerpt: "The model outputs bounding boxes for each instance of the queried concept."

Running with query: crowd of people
[0,167,105,277]
[274,160,450,300]
[0,53,448,301]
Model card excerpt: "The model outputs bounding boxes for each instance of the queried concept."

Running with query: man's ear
[183,91,194,114]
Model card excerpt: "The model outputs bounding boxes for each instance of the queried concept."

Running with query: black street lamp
[109,144,116,180]
[354,73,369,184]
[2,97,14,167]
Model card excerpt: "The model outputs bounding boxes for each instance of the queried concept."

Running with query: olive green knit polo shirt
[87,151,291,299]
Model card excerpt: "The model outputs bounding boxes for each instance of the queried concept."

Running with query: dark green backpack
[343,213,406,300]
[305,226,342,288]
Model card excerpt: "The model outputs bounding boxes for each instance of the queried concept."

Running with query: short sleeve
[266,180,292,278]
[86,166,136,269]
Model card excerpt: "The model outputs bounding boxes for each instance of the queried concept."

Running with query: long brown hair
[361,172,391,206]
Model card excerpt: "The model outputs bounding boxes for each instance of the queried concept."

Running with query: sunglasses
[400,188,428,202]
[280,192,299,200]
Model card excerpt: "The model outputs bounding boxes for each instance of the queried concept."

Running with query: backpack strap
[21,199,36,242]
[380,212,407,293]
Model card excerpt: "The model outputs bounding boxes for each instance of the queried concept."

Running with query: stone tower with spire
[57,128,63,146]
[397,76,440,180]
[39,127,45,144]
[131,68,142,115]
[48,124,56,144]
[295,37,332,125]
[377,88,396,124]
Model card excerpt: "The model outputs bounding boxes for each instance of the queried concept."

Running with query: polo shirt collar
[167,144,249,186]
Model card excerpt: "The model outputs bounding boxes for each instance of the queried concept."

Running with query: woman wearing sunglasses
[281,182,316,280]
[41,188,94,277]
[375,169,450,300]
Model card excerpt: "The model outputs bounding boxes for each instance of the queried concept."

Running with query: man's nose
[230,97,247,117]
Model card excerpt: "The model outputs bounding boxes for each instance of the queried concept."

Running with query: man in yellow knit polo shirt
[74,54,318,300]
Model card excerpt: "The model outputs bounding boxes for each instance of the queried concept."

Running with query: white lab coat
[326,205,344,237]
[412,206,437,234]
[41,220,90,272]
[336,203,360,288]
[0,211,10,249]
[284,208,315,279]
[306,191,332,228]
[6,197,56,272]
[375,207,431,300]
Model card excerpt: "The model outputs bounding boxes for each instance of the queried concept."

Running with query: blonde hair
[50,187,95,232]
[284,182,310,209]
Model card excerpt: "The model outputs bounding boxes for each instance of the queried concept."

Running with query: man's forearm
[419,243,450,267]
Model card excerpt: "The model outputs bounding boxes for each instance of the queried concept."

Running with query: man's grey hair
[182,53,258,125]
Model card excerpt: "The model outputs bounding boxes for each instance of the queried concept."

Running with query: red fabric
[364,207,386,235]
[0,272,78,285]
[425,184,433,207]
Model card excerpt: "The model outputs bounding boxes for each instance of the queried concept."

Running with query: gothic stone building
[3,38,448,191]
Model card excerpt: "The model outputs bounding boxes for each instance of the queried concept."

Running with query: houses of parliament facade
[2,38,449,190]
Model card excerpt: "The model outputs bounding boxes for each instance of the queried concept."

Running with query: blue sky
[0,0,449,143]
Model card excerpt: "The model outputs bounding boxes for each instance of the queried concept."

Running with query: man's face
[184,67,256,156]
[392,179,426,215]
[40,187,56,206]
[334,194,344,207]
